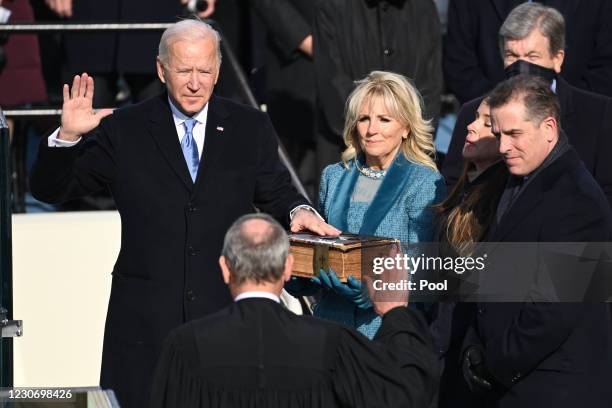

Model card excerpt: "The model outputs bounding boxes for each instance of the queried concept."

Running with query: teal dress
[316,153,446,338]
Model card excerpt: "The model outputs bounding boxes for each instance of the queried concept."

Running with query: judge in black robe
[150,213,440,408]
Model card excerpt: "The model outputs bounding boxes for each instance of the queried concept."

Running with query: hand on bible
[59,73,113,142]
[290,208,341,236]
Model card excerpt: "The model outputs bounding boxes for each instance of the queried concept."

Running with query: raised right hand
[59,73,113,142]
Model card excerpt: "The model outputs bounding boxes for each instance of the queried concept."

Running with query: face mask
[504,59,557,84]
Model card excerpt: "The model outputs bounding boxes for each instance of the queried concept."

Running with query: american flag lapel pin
[216,126,224,132]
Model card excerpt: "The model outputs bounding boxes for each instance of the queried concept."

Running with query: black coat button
[187,246,197,256]
[384,48,394,56]
[186,290,196,301]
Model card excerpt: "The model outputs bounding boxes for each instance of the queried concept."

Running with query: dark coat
[0,0,47,107]
[444,0,612,103]
[250,0,316,144]
[467,148,612,408]
[62,0,183,74]
[441,77,612,207]
[151,298,440,408]
[313,0,442,144]
[30,94,307,408]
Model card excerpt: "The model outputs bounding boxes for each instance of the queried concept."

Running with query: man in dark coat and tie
[151,213,440,408]
[461,75,612,408]
[441,2,612,207]
[30,19,339,408]
[444,0,612,104]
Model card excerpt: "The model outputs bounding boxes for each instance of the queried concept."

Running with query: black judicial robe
[150,298,440,408]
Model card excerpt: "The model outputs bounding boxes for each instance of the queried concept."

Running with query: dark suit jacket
[30,94,308,408]
[441,77,612,207]
[150,298,440,408]
[467,148,612,408]
[444,0,612,103]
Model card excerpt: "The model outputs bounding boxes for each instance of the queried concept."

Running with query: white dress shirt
[234,291,280,303]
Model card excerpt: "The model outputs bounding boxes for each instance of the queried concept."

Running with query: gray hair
[499,2,565,58]
[158,19,222,67]
[221,213,289,285]
[488,74,561,127]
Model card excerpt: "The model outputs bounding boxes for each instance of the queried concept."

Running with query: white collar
[234,291,280,303]
[167,97,209,127]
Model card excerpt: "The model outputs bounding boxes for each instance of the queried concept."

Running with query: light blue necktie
[181,119,199,182]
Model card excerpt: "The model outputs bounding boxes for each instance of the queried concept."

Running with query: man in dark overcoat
[30,19,337,408]
[444,0,612,104]
[461,75,612,408]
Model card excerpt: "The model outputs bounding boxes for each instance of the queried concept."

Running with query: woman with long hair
[308,71,446,338]
[432,98,508,408]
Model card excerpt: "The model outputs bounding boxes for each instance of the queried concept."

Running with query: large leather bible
[289,233,399,281]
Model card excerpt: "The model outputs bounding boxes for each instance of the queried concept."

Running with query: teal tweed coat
[315,153,447,338]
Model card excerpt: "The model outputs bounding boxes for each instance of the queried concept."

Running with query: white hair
[158,19,222,67]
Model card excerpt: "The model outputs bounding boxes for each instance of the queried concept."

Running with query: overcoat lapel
[194,95,232,186]
[328,163,359,232]
[556,77,575,122]
[147,94,194,191]
[490,172,546,242]
[328,154,414,235]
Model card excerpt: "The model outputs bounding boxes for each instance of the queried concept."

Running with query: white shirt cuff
[48,128,81,147]
[289,205,324,222]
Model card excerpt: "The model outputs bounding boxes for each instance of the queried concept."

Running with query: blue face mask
[504,59,557,84]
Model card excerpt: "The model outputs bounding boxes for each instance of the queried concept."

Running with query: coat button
[186,290,196,301]
[478,306,485,315]
[383,48,393,56]
[187,246,197,256]
[187,204,197,212]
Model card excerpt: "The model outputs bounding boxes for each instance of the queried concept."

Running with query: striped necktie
[181,119,199,182]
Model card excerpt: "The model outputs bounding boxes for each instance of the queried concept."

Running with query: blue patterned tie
[181,119,199,182]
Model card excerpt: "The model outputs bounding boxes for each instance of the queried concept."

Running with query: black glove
[462,346,494,393]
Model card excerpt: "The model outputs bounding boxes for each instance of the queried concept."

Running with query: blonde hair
[341,71,437,171]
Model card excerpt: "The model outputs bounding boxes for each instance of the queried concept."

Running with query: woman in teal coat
[307,71,446,338]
